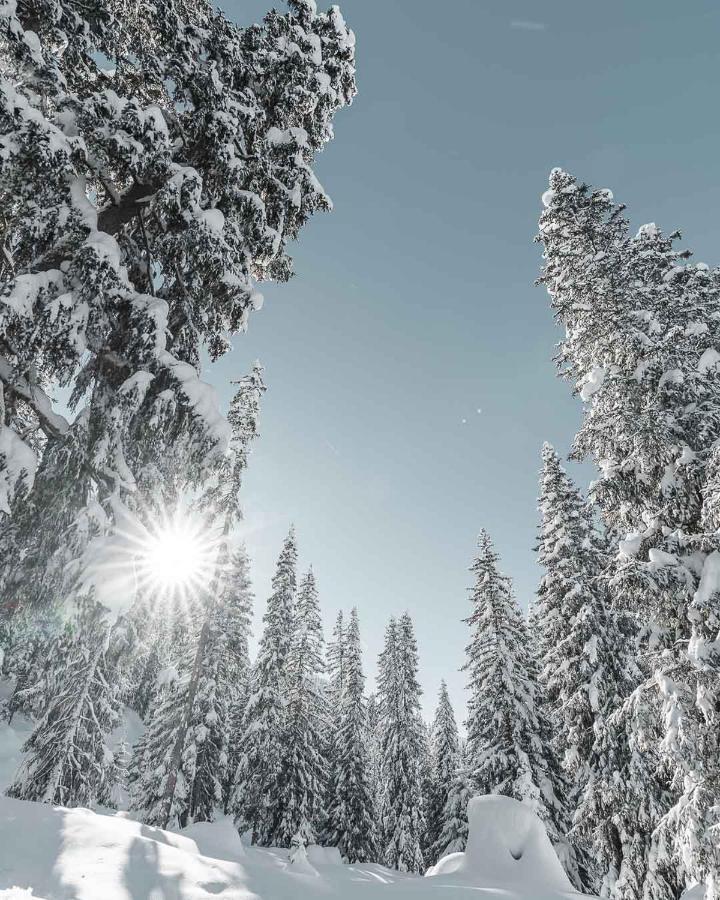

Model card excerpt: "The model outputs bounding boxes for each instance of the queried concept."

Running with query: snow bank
[0,790,597,899]
[426,795,583,899]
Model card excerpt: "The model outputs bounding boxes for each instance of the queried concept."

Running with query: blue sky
[216,0,720,720]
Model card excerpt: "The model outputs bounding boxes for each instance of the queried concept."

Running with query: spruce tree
[365,691,382,820]
[275,569,327,848]
[129,665,192,826]
[0,0,356,630]
[231,528,297,844]
[129,363,265,827]
[433,742,472,861]
[535,443,644,893]
[425,680,461,863]
[377,613,426,874]
[1,0,355,815]
[464,530,577,884]
[326,608,377,862]
[538,168,720,894]
[322,609,346,839]
[222,546,254,809]
[8,600,124,808]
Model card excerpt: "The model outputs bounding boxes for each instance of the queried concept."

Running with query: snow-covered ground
[0,791,597,900]
[0,683,595,900]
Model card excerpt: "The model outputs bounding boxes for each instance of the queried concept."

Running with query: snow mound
[181,816,246,860]
[307,844,343,866]
[0,793,596,899]
[427,795,575,896]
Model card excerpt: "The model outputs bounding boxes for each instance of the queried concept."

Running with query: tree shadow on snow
[122,835,185,900]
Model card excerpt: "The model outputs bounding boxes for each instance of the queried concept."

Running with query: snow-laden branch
[0,355,70,438]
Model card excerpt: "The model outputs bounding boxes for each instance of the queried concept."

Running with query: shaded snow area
[0,792,597,900]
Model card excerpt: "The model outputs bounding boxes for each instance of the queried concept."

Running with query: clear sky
[215,0,720,721]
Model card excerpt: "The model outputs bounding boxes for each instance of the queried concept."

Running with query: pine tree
[425,680,460,863]
[365,691,382,820]
[0,0,356,634]
[8,600,123,808]
[535,443,641,890]
[538,168,720,894]
[322,609,346,840]
[231,528,298,844]
[222,546,254,809]
[325,608,377,862]
[464,530,577,884]
[122,595,172,719]
[275,569,327,848]
[129,665,193,826]
[136,364,265,828]
[1,0,355,816]
[433,742,472,861]
[377,613,426,874]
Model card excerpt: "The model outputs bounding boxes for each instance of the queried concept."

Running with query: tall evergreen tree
[275,568,327,848]
[222,546,254,809]
[1,0,355,813]
[535,449,636,765]
[377,613,426,874]
[464,530,577,884]
[538,168,720,894]
[231,528,297,843]
[0,0,356,631]
[433,741,472,861]
[365,691,382,820]
[130,364,265,827]
[322,609,346,839]
[425,680,460,863]
[535,443,644,893]
[326,608,377,862]
[8,600,124,808]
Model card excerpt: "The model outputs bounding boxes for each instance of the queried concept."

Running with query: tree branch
[0,356,70,439]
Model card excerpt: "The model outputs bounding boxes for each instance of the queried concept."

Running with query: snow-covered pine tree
[535,442,643,889]
[577,686,677,900]
[325,608,377,862]
[538,168,720,894]
[135,364,265,827]
[0,0,356,634]
[275,568,328,848]
[424,680,461,863]
[222,546,254,809]
[231,528,298,844]
[377,613,426,874]
[120,594,171,719]
[418,718,435,861]
[432,741,472,861]
[8,599,124,807]
[129,664,192,826]
[322,609,346,840]
[365,690,382,820]
[464,530,578,884]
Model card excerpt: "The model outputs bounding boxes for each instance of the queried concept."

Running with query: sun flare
[139,513,217,599]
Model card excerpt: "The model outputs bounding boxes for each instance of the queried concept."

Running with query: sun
[138,512,218,598]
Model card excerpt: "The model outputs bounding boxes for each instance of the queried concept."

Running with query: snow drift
[427,795,574,895]
[0,791,596,900]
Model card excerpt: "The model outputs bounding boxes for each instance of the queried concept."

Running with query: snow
[198,208,225,234]
[680,883,707,899]
[0,424,37,514]
[697,348,720,374]
[580,366,605,401]
[426,796,587,899]
[0,690,33,794]
[0,785,597,899]
[157,351,232,453]
[693,550,720,607]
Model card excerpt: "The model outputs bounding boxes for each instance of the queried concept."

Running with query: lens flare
[138,512,218,600]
